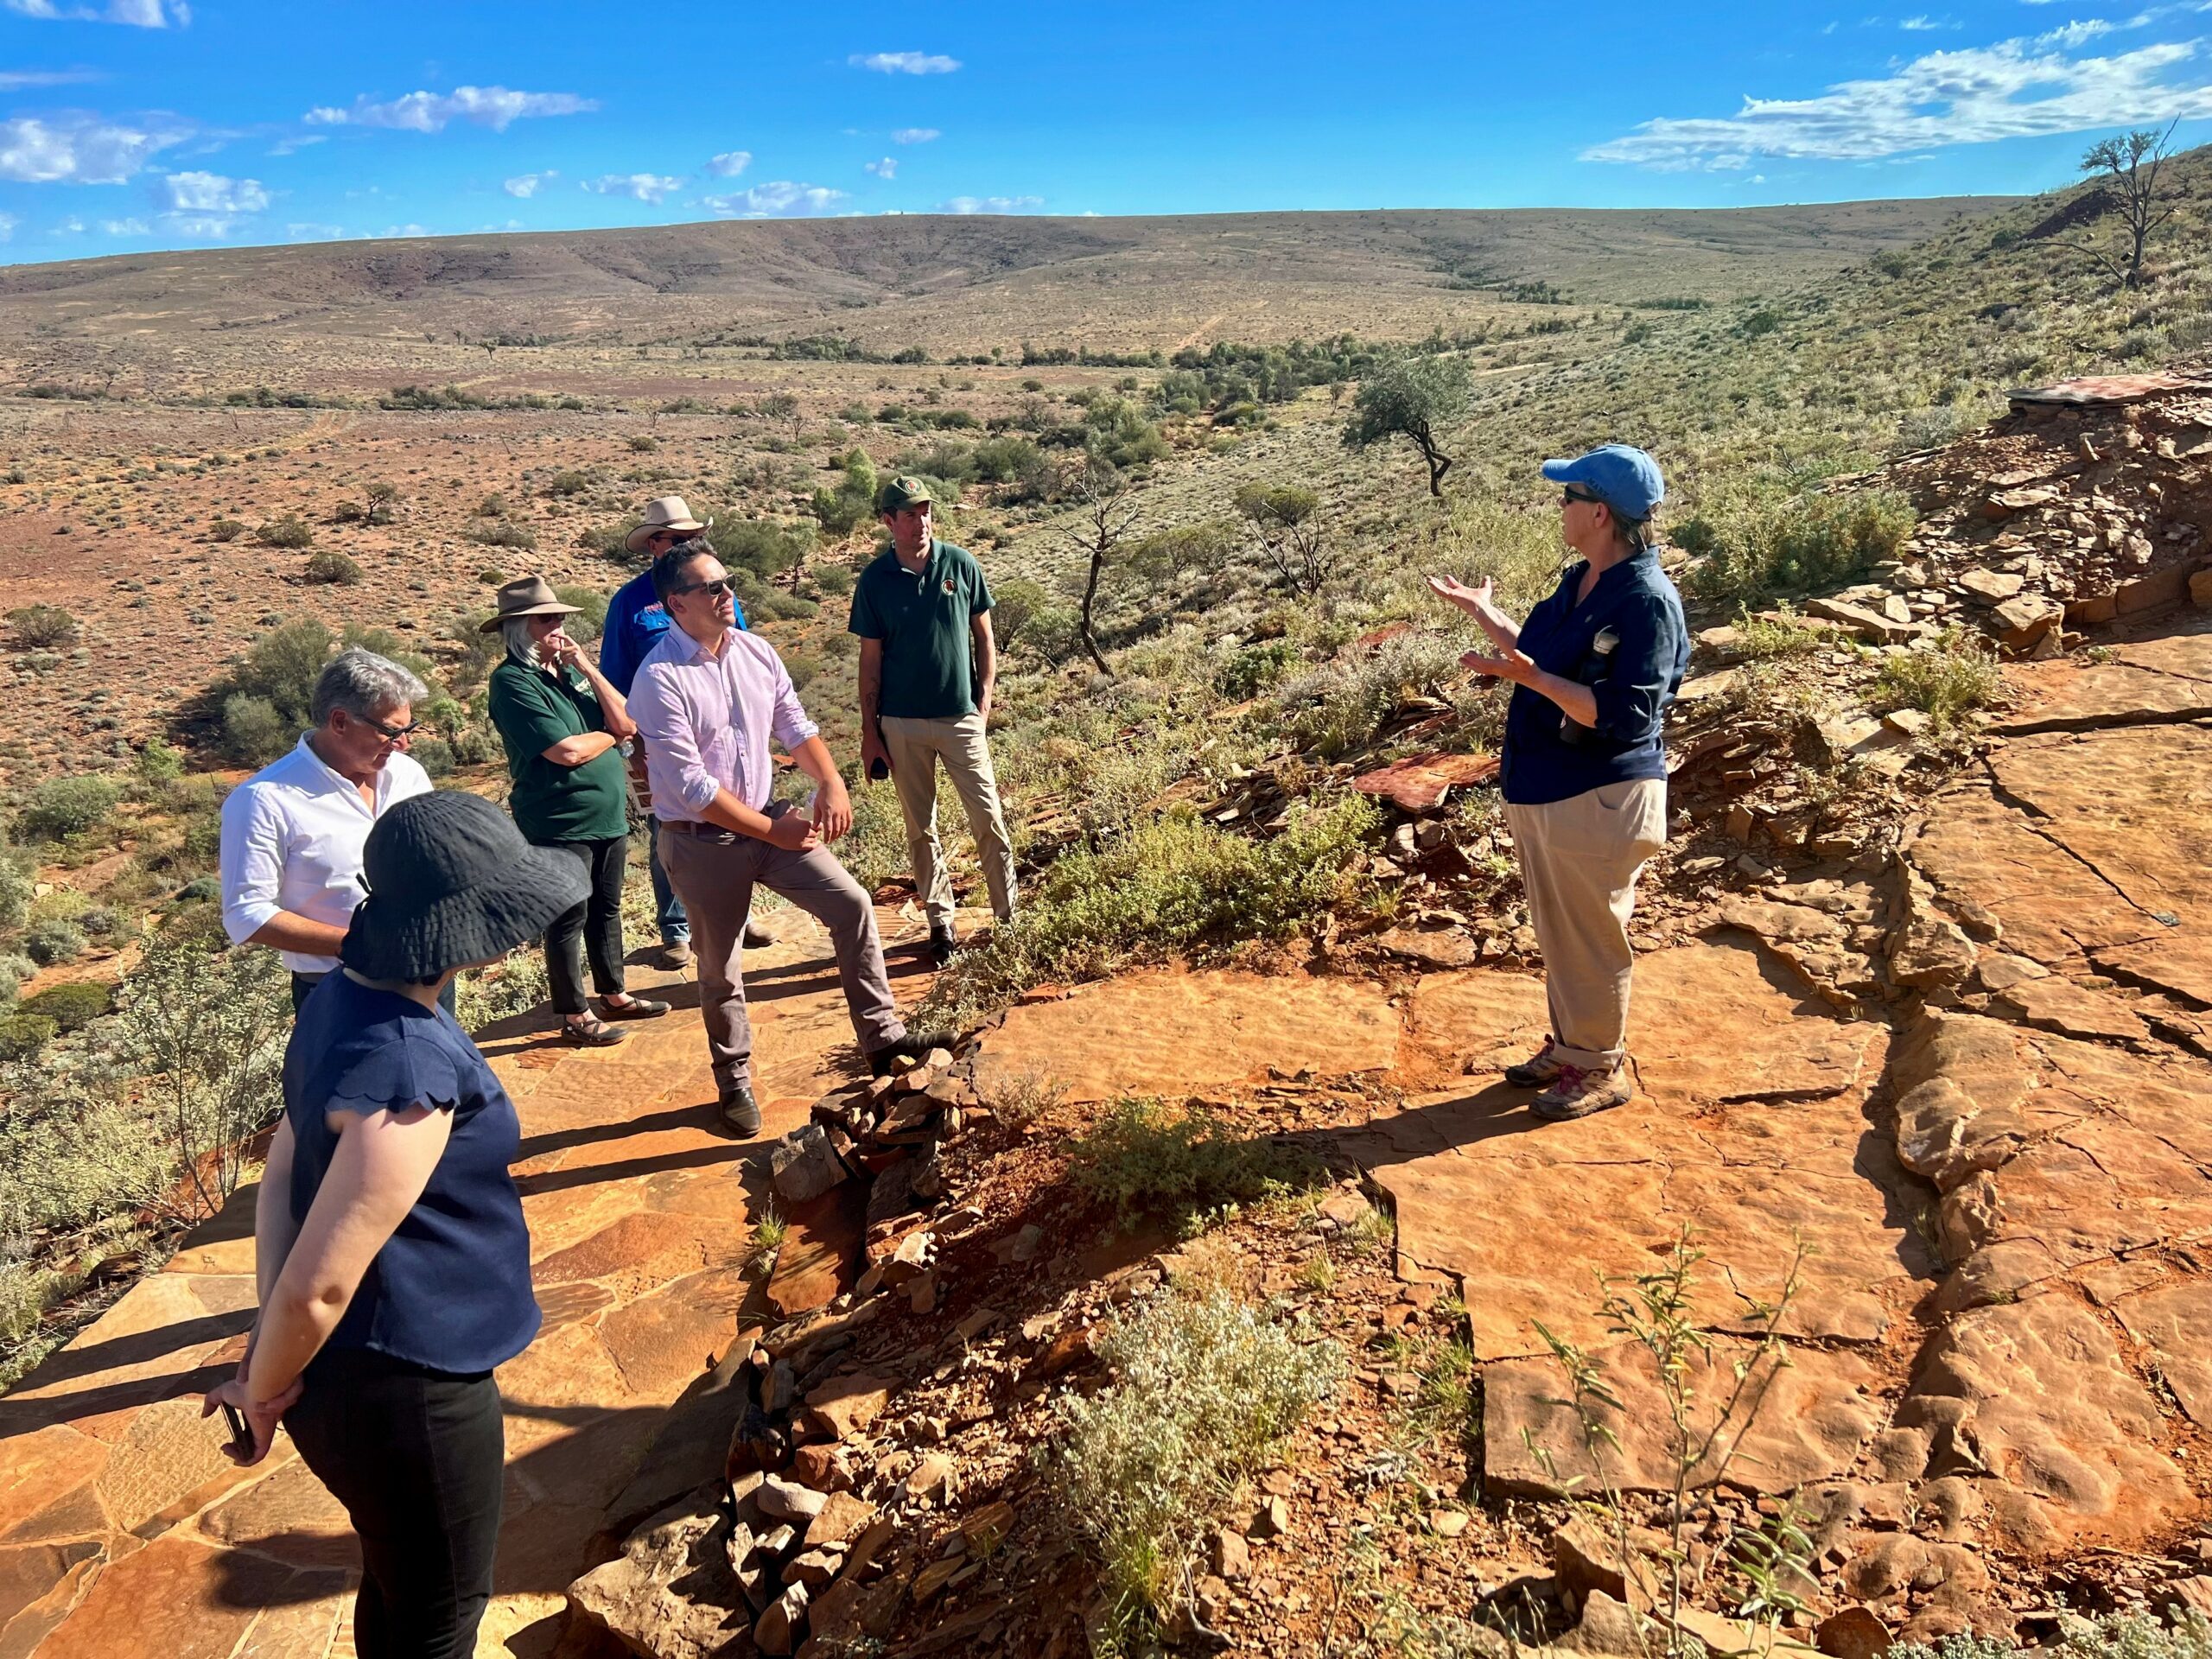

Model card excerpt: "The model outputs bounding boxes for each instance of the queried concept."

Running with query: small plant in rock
[747,1207,789,1274]
[1529,1229,1808,1659]
[1871,629,2001,730]
[1048,1285,1342,1649]
[1731,605,1827,660]
[5,605,78,650]
[976,1064,1067,1130]
[302,550,363,585]
[1071,1096,1322,1230]
[255,516,314,550]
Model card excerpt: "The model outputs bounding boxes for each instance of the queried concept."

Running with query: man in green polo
[851,475,1016,967]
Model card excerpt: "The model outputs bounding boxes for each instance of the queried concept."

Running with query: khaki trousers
[1503,779,1668,1073]
[879,713,1017,930]
[658,809,906,1096]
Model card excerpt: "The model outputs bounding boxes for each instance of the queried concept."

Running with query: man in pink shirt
[627,541,917,1135]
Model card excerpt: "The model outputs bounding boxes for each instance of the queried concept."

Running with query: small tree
[2071,121,2180,289]
[1232,482,1328,594]
[1052,457,1144,674]
[1342,353,1471,498]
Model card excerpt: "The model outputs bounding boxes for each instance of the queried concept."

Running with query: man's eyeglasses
[677,576,736,599]
[360,714,423,742]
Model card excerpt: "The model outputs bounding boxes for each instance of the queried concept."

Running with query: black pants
[292,971,456,1018]
[540,836,629,1016]
[284,1346,505,1659]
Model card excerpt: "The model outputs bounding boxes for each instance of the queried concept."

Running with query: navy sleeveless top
[283,972,541,1375]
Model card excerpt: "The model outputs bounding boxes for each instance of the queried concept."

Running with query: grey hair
[501,616,542,665]
[311,647,429,727]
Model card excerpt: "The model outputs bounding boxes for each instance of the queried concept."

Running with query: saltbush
[302,550,362,585]
[5,605,78,650]
[1681,487,1915,601]
[17,775,122,841]
[255,516,314,549]
[1872,628,2002,729]
[0,1014,55,1060]
[23,919,86,966]
[19,982,108,1033]
[1050,1287,1341,1643]
[1893,1611,2212,1659]
[1071,1096,1321,1228]
[207,518,246,543]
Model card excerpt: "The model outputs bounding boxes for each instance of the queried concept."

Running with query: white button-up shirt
[628,626,818,820]
[219,734,433,973]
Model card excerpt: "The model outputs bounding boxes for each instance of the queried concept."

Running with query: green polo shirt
[848,538,995,720]
[486,659,631,844]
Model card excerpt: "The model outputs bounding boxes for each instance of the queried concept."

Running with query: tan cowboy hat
[480,575,582,633]
[624,494,709,555]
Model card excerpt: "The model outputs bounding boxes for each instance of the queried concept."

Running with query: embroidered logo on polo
[941,577,956,594]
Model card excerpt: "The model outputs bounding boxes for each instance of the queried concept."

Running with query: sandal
[601,994,670,1020]
[560,1013,630,1047]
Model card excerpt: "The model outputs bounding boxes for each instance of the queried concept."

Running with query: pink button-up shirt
[627,625,819,820]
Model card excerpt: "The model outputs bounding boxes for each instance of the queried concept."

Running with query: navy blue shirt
[283,972,540,1376]
[1499,549,1689,806]
[599,569,747,696]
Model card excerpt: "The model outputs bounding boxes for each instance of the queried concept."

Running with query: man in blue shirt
[599,496,765,967]
[1429,445,1688,1122]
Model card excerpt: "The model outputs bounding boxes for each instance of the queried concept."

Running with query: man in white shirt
[219,648,437,1011]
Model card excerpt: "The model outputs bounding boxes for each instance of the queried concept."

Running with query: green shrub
[1872,628,2002,729]
[0,1013,56,1060]
[302,550,362,585]
[628,435,659,454]
[207,518,246,543]
[0,953,34,1002]
[1050,1287,1341,1643]
[922,796,1377,1025]
[1274,632,1465,759]
[207,618,333,763]
[1682,487,1915,601]
[20,982,109,1033]
[547,470,591,497]
[18,775,122,841]
[1217,639,1299,699]
[454,946,551,1032]
[135,739,185,786]
[551,585,607,642]
[23,919,86,966]
[0,858,29,932]
[1071,1096,1321,1228]
[1732,605,1827,660]
[1892,1610,2212,1659]
[464,519,537,550]
[219,696,291,765]
[6,605,78,649]
[255,516,314,549]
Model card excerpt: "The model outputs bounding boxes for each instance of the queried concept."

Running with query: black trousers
[292,971,456,1018]
[540,836,629,1016]
[284,1346,505,1659]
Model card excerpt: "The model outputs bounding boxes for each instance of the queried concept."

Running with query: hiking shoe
[560,1014,629,1048]
[868,1036,930,1079]
[719,1087,761,1137]
[742,918,779,950]
[1532,1065,1634,1122]
[600,994,670,1021]
[927,925,957,969]
[653,939,694,972]
[1503,1038,1567,1089]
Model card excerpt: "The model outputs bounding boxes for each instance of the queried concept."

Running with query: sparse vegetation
[302,549,363,585]
[255,515,314,549]
[1678,486,1915,601]
[1871,626,2003,728]
[6,605,78,650]
[1071,1096,1322,1229]
[17,775,122,841]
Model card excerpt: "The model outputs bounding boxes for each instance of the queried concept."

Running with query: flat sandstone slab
[971,969,1400,1103]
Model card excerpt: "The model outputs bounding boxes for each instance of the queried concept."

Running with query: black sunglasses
[677,576,736,599]
[359,713,423,741]
[1560,486,1603,507]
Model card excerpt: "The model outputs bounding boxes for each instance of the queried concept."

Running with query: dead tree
[1051,457,1142,675]
[2070,121,2179,289]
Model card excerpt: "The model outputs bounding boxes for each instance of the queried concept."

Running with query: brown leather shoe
[653,940,693,972]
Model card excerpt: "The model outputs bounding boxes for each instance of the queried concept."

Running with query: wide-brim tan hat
[480,575,582,633]
[624,494,709,554]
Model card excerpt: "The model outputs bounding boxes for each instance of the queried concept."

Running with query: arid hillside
[0,198,2011,396]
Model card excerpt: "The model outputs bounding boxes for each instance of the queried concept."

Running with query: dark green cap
[876,474,933,515]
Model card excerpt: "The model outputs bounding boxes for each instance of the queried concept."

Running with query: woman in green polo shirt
[484,578,669,1046]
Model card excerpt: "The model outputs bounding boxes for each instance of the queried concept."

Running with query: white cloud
[850,51,960,74]
[285,220,344,238]
[52,214,84,232]
[0,112,188,183]
[706,149,752,176]
[1898,15,1953,29]
[306,86,597,133]
[891,127,940,143]
[504,169,555,197]
[1585,33,2212,168]
[99,214,145,234]
[2,0,186,25]
[382,222,429,238]
[2033,16,2115,48]
[0,213,16,240]
[702,181,849,217]
[937,194,1043,213]
[164,213,238,238]
[582,172,682,201]
[0,68,104,88]
[864,156,896,178]
[162,169,268,213]
[265,133,325,156]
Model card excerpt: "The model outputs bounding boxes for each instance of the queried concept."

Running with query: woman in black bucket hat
[202,790,586,1659]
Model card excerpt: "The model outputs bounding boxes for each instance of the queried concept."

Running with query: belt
[659,818,725,837]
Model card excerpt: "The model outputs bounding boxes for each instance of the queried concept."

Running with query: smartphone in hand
[220,1401,252,1456]
[868,757,889,783]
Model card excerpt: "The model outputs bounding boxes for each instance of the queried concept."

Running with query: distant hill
[0,200,2016,391]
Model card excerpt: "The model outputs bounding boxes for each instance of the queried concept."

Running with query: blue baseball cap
[1541,445,1665,522]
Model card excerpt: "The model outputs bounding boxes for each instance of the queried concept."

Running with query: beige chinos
[1503,778,1668,1072]
[879,712,1017,931]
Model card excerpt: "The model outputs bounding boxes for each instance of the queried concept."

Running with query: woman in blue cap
[1429,444,1688,1120]
[202,790,587,1657]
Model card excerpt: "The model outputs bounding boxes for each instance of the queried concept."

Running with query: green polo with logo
[848,537,995,719]
[487,659,631,844]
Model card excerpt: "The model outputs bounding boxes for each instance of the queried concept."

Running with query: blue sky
[0,0,2207,263]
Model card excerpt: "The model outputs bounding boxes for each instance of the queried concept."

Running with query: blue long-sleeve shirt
[598,569,747,696]
[1499,548,1688,806]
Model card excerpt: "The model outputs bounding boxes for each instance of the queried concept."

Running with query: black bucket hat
[340,791,588,982]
